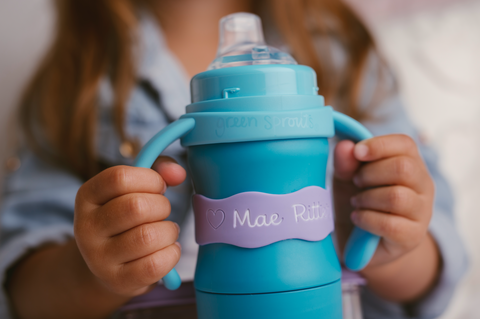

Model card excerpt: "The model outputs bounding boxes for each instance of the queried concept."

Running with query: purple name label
[192,186,334,248]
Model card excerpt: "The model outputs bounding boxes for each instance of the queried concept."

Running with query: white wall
[350,1,480,318]
[0,0,54,195]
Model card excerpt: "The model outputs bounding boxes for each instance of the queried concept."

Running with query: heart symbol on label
[207,209,225,229]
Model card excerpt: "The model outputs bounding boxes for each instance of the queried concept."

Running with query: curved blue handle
[333,111,381,271]
[134,118,196,290]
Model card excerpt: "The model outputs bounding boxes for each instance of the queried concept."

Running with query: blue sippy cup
[134,13,380,319]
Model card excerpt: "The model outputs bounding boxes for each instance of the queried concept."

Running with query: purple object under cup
[118,271,366,313]
[341,268,367,286]
[120,282,196,312]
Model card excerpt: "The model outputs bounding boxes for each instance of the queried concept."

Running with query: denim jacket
[0,15,468,319]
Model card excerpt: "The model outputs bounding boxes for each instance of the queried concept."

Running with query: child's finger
[79,166,166,206]
[116,243,181,291]
[334,140,361,181]
[353,156,427,193]
[351,209,423,248]
[354,134,419,162]
[152,156,187,187]
[351,186,422,222]
[94,193,171,237]
[106,221,179,264]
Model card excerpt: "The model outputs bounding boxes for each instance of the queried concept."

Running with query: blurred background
[0,0,479,317]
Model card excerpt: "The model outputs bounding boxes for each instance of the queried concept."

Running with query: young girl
[0,0,467,318]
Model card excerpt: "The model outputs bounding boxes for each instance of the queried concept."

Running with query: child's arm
[6,158,185,319]
[7,239,130,319]
[334,134,440,303]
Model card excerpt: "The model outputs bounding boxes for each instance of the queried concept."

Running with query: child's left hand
[333,134,435,269]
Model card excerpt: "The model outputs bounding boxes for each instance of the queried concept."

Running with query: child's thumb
[334,140,361,181]
[152,156,187,187]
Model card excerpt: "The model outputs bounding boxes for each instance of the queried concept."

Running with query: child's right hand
[74,157,186,297]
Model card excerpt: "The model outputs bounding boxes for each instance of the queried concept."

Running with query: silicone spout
[216,12,266,56]
[208,13,297,69]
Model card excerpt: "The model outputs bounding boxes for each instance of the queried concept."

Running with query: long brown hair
[19,0,380,181]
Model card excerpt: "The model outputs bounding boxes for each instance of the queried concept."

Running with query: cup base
[195,279,342,319]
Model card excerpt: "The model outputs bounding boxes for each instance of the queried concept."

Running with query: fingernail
[175,242,182,250]
[350,196,358,207]
[355,144,369,159]
[174,222,181,234]
[351,211,358,223]
[160,181,167,194]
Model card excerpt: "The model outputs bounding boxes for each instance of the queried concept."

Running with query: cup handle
[133,118,196,290]
[333,111,381,271]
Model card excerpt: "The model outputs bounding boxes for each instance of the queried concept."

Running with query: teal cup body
[189,139,343,319]
[133,64,380,318]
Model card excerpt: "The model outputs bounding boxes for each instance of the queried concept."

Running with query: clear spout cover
[208,13,297,70]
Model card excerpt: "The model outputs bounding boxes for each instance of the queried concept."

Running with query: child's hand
[74,157,186,296]
[333,134,435,269]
